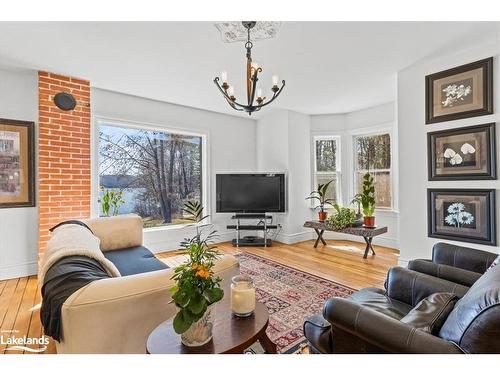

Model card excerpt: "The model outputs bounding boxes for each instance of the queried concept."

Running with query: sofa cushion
[439,264,500,353]
[348,287,412,320]
[400,292,458,334]
[103,246,168,276]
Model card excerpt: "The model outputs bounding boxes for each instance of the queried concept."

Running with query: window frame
[352,129,394,211]
[92,116,210,230]
[311,135,342,207]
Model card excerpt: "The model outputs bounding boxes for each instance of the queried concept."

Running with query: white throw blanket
[39,224,121,285]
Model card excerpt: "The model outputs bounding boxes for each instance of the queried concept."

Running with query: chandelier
[214,21,285,116]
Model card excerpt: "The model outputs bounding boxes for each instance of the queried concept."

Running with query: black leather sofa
[408,242,498,287]
[304,260,500,353]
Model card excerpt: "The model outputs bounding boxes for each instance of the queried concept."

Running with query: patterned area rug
[236,253,355,353]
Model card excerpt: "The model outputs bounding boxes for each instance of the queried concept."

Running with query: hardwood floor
[0,239,399,355]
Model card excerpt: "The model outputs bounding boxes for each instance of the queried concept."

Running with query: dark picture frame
[428,189,496,246]
[425,57,493,124]
[427,123,496,180]
[0,118,36,208]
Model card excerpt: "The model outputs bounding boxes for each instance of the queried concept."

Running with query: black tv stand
[228,214,277,247]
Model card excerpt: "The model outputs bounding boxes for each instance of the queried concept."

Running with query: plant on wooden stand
[354,172,376,227]
[170,201,224,347]
[326,204,357,230]
[306,180,336,222]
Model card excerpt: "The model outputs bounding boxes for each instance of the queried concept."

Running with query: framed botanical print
[428,123,496,180]
[425,57,493,124]
[428,189,496,246]
[0,118,35,208]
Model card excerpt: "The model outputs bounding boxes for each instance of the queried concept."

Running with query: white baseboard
[0,261,38,281]
[397,258,409,267]
[274,231,314,244]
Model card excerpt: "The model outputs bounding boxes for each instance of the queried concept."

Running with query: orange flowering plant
[170,201,224,334]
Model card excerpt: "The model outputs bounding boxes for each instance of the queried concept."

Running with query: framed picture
[0,118,35,208]
[428,189,496,246]
[428,123,496,180]
[425,57,493,124]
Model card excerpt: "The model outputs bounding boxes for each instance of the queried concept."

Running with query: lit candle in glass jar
[230,275,255,317]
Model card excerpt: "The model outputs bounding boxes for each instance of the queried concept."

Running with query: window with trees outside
[313,136,341,204]
[98,123,204,228]
[354,132,392,209]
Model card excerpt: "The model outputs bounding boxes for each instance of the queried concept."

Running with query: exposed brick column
[38,72,91,255]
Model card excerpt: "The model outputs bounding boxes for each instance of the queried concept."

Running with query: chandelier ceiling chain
[214,21,285,115]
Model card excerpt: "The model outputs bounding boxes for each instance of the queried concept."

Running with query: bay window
[354,132,392,209]
[312,136,341,204]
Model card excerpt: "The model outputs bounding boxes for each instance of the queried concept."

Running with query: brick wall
[38,71,91,254]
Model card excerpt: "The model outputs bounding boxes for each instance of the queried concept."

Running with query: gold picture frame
[0,118,35,208]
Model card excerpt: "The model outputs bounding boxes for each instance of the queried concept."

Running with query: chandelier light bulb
[256,88,263,99]
[221,71,228,83]
[272,75,279,86]
[227,86,235,97]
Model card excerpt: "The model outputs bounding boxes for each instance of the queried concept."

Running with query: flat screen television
[216,173,286,213]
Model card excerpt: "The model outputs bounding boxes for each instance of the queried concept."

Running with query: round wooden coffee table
[146,300,277,354]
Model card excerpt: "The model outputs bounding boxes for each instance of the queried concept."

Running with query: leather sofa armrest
[303,314,332,354]
[385,267,469,307]
[408,259,482,287]
[323,297,463,354]
[432,242,498,274]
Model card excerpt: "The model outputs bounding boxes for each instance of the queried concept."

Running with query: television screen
[216,174,285,213]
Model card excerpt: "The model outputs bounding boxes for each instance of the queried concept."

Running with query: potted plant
[306,180,336,222]
[354,172,376,227]
[170,201,224,347]
[350,195,364,227]
[326,204,357,230]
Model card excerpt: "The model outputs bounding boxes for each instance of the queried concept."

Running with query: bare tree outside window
[99,124,203,228]
[354,133,392,209]
[313,137,340,204]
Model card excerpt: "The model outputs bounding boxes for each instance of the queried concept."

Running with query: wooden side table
[146,300,277,354]
[304,220,388,259]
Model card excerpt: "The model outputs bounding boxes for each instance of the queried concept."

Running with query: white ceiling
[0,22,498,117]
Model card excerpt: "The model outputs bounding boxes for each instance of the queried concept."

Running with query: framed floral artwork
[427,123,496,180]
[425,57,493,124]
[0,118,35,208]
[428,189,496,246]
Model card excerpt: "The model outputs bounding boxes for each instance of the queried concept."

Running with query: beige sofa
[41,215,239,354]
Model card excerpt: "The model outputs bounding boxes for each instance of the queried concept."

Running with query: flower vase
[180,304,216,347]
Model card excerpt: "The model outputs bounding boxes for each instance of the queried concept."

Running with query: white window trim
[92,115,210,230]
[351,126,395,211]
[311,135,342,207]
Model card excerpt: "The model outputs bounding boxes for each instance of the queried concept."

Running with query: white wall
[256,109,312,244]
[0,68,39,280]
[398,37,500,265]
[310,102,400,249]
[91,88,257,252]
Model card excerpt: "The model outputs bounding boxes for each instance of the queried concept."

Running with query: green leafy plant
[171,201,223,334]
[354,172,376,217]
[306,180,336,212]
[326,204,357,230]
[100,187,125,216]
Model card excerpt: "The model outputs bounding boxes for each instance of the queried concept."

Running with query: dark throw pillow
[400,292,458,335]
